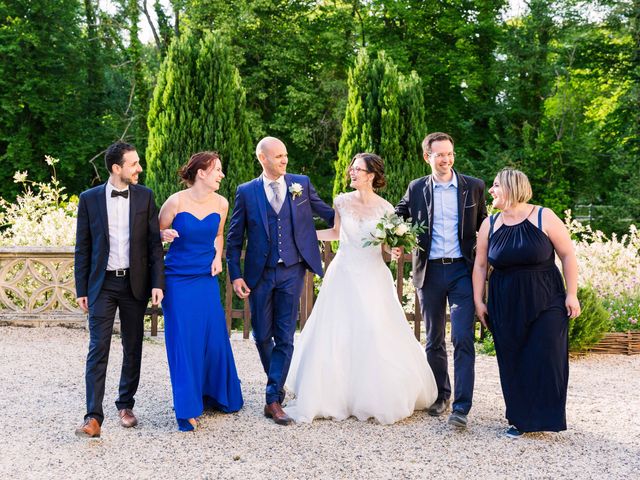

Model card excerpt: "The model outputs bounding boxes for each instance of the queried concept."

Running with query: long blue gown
[162,211,243,431]
[488,208,568,433]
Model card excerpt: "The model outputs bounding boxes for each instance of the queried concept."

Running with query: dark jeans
[417,261,476,414]
[249,263,305,405]
[84,273,147,424]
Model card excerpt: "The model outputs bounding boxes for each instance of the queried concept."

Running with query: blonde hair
[495,168,532,208]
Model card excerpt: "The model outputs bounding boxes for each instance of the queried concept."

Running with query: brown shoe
[118,409,138,428]
[264,402,293,426]
[75,418,101,438]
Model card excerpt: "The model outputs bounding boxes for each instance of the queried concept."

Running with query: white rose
[374,228,386,239]
[394,223,409,236]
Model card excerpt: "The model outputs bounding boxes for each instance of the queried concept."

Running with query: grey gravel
[0,326,638,479]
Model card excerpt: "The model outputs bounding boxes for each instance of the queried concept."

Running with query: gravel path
[0,326,638,479]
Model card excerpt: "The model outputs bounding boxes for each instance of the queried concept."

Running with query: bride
[284,153,437,424]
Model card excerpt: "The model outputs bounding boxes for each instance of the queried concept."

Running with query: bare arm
[544,208,581,318]
[211,196,228,276]
[472,217,491,327]
[316,208,341,241]
[158,193,179,242]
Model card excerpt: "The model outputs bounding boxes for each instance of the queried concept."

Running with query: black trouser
[84,273,147,424]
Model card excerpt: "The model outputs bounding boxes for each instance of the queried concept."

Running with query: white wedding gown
[285,193,437,424]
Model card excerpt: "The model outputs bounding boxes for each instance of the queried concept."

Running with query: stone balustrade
[0,247,85,327]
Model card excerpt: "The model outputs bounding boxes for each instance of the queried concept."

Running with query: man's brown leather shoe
[118,409,138,428]
[264,402,293,426]
[75,418,101,438]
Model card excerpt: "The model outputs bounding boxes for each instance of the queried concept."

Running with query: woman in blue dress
[473,168,580,438]
[159,151,243,431]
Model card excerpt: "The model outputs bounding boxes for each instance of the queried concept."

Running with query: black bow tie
[111,189,129,199]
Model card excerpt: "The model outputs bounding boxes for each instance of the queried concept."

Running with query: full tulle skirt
[285,249,437,424]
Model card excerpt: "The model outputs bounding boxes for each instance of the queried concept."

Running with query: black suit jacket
[396,171,487,288]
[74,183,165,306]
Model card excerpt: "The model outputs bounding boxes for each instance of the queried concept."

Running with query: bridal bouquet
[362,212,426,251]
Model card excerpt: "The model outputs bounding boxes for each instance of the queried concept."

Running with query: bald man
[226,137,334,425]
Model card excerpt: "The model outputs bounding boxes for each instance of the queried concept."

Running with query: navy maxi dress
[487,207,569,432]
[162,211,243,431]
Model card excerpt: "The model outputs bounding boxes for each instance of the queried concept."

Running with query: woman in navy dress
[473,168,580,438]
[159,151,243,431]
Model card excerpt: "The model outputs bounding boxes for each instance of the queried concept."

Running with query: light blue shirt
[429,175,462,259]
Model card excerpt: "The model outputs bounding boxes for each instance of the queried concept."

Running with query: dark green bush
[568,285,610,352]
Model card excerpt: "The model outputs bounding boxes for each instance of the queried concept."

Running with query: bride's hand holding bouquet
[363,212,426,260]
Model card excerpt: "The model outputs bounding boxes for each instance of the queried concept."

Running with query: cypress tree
[127,0,150,158]
[334,50,426,204]
[146,31,254,206]
[395,71,428,202]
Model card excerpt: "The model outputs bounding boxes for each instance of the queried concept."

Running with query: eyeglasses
[348,166,370,174]
[429,152,456,161]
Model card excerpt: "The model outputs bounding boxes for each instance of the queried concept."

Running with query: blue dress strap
[489,212,501,238]
[538,207,544,229]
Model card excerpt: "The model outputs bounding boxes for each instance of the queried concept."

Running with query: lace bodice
[334,193,394,261]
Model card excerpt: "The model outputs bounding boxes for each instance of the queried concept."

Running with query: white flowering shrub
[566,212,640,331]
[0,156,77,246]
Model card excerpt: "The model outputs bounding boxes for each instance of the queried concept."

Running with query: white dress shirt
[105,181,130,270]
[262,174,287,206]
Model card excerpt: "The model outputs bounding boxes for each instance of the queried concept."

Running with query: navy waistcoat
[265,195,301,267]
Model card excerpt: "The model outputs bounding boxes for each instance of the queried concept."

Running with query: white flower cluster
[0,157,77,247]
[566,212,640,298]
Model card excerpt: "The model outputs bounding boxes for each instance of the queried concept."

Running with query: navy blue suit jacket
[74,183,165,306]
[226,174,334,289]
[395,170,487,288]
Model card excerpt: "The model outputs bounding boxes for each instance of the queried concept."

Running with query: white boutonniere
[289,183,303,199]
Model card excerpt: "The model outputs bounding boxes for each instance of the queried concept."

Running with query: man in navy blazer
[396,132,486,430]
[227,136,334,425]
[74,142,164,438]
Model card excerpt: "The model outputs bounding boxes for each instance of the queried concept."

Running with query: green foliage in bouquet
[568,285,610,351]
[362,212,425,250]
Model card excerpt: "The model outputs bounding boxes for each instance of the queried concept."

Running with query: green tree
[0,0,95,198]
[126,0,151,158]
[184,0,356,200]
[146,30,254,206]
[600,0,640,228]
[334,50,426,203]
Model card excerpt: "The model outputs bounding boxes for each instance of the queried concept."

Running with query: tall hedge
[146,31,254,206]
[333,50,427,204]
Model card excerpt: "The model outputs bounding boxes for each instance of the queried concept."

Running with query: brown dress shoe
[264,402,293,426]
[118,409,138,428]
[75,418,101,438]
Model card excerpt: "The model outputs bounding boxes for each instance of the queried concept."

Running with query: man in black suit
[74,141,164,438]
[396,132,487,429]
